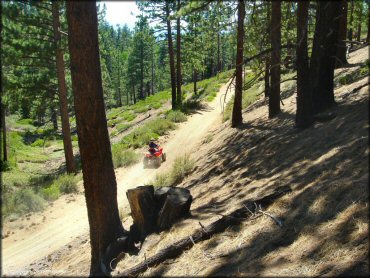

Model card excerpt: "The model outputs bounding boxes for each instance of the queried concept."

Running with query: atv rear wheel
[162,152,166,162]
[155,157,162,167]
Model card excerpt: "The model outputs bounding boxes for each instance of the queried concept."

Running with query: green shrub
[13,188,44,214]
[116,123,132,133]
[54,174,78,194]
[150,118,176,135]
[71,135,78,141]
[112,146,140,168]
[153,154,195,186]
[31,138,44,147]
[133,105,150,113]
[122,111,136,122]
[41,183,60,201]
[16,118,33,125]
[153,172,170,187]
[166,110,187,123]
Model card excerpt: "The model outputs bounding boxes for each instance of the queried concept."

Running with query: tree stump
[157,187,192,230]
[126,186,158,241]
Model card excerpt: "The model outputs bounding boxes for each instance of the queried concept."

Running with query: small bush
[31,138,45,147]
[71,135,78,141]
[13,188,45,214]
[55,174,78,194]
[153,154,195,186]
[166,110,187,123]
[122,111,136,122]
[16,118,33,125]
[150,118,176,135]
[112,145,140,168]
[153,172,170,187]
[116,123,132,133]
[41,183,60,201]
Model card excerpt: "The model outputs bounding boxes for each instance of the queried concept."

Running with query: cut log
[126,185,158,241]
[153,186,172,210]
[120,185,291,277]
[157,187,192,230]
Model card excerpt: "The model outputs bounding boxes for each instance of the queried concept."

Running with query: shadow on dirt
[181,86,369,276]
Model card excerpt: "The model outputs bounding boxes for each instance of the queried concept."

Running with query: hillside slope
[113,46,369,276]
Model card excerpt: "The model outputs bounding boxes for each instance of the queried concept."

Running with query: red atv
[143,147,166,168]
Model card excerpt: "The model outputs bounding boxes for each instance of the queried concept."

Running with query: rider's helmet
[150,138,155,142]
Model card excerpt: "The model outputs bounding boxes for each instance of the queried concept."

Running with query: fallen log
[120,185,291,277]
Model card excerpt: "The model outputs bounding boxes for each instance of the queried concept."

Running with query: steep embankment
[1,77,234,276]
[112,46,369,276]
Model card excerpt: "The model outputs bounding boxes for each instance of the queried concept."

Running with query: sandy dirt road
[2,79,233,276]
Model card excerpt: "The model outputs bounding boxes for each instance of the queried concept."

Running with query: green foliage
[121,118,175,149]
[55,174,78,194]
[41,183,60,201]
[112,145,140,168]
[3,188,45,216]
[153,154,195,186]
[166,110,187,123]
[31,138,45,147]
[116,123,132,133]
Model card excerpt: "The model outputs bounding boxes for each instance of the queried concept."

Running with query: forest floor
[2,46,368,276]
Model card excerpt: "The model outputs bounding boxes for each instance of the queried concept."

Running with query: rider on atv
[148,138,159,153]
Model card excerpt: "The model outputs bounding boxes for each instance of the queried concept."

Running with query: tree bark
[127,186,158,242]
[66,2,126,275]
[264,1,271,98]
[231,0,245,128]
[356,3,363,42]
[310,1,340,113]
[50,106,58,131]
[176,0,182,107]
[348,0,354,49]
[52,1,76,173]
[1,102,7,162]
[367,4,370,43]
[269,1,281,118]
[165,1,177,110]
[335,0,348,67]
[296,2,314,129]
[193,68,197,94]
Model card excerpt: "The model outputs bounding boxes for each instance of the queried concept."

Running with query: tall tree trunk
[296,1,314,129]
[310,1,341,113]
[367,4,370,42]
[231,0,245,128]
[66,2,126,275]
[264,1,271,98]
[176,0,182,107]
[269,1,281,118]
[1,102,7,162]
[335,0,348,68]
[50,106,58,131]
[52,1,76,173]
[140,43,144,99]
[151,43,154,95]
[348,0,354,49]
[117,57,122,106]
[193,68,197,94]
[133,84,136,104]
[165,1,177,110]
[356,4,363,42]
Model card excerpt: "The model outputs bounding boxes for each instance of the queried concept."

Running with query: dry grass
[113,47,369,277]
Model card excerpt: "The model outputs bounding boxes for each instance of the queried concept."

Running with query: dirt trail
[1,79,233,276]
